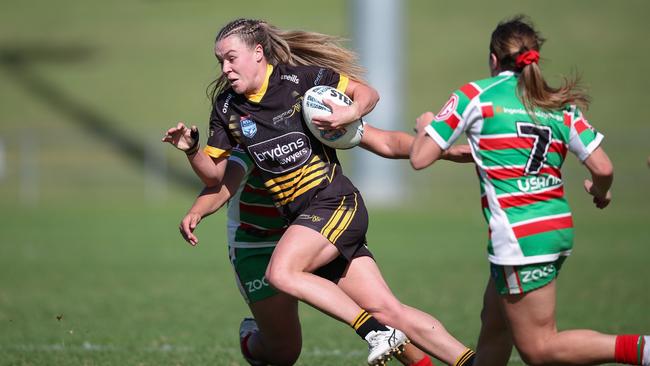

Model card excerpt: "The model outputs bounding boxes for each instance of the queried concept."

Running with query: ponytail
[491,15,590,113]
[518,54,590,112]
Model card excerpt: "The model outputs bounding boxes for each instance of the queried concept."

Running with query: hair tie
[515,50,540,69]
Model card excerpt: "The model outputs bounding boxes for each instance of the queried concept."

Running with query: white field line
[0,343,525,363]
[0,343,365,358]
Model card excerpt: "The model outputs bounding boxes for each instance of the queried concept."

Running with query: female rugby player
[174,125,469,366]
[410,15,649,366]
[164,18,476,366]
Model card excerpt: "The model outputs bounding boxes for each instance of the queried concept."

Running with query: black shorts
[314,249,373,284]
[292,190,371,263]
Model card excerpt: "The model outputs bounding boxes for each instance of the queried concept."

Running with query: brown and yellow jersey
[205,64,356,221]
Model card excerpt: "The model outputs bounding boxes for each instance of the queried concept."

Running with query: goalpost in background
[350,0,405,206]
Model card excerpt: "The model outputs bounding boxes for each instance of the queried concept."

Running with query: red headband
[515,50,540,69]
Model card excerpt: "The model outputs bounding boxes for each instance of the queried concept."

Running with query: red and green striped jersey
[226,147,287,248]
[426,71,603,265]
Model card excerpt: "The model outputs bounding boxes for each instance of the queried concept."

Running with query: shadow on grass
[0,43,199,193]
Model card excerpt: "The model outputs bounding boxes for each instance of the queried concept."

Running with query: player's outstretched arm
[360,124,473,162]
[582,146,614,209]
[360,124,413,159]
[179,161,246,246]
[410,112,444,169]
[162,122,227,187]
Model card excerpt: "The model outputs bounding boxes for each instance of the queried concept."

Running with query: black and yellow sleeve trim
[336,74,350,94]
[203,145,231,159]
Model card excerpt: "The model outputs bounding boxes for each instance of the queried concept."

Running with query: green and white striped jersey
[226,147,287,248]
[426,71,603,265]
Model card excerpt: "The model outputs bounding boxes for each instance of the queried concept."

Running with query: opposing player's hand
[179,212,202,246]
[311,98,360,130]
[583,179,611,209]
[162,122,199,153]
[414,111,435,134]
[442,144,474,163]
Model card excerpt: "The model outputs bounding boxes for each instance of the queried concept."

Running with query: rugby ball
[302,85,364,149]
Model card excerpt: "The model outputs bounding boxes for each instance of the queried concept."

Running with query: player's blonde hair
[490,15,590,113]
[208,18,365,101]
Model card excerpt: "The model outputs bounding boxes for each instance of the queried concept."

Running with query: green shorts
[229,246,277,304]
[229,245,369,304]
[490,257,567,295]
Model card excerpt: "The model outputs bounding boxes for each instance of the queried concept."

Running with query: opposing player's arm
[410,112,445,169]
[179,161,246,246]
[361,123,473,161]
[360,124,413,159]
[582,146,614,209]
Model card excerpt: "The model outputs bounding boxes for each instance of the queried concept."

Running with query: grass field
[1,1,649,365]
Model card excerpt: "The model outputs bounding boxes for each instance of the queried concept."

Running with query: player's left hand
[311,98,360,130]
[442,144,473,163]
[162,122,199,154]
[583,179,611,209]
[179,212,202,246]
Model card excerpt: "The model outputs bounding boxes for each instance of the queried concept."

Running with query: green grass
[1,0,649,365]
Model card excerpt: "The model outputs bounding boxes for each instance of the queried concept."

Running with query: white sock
[643,336,650,366]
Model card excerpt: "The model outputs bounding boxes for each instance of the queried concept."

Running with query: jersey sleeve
[424,87,478,150]
[567,107,604,162]
[227,145,255,174]
[205,106,235,159]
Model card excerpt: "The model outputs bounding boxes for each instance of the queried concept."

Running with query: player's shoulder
[276,63,322,75]
[276,64,330,83]
[215,87,236,103]
[453,72,516,100]
[277,63,341,88]
[212,87,241,117]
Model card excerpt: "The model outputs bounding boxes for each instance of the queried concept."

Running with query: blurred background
[1,0,648,364]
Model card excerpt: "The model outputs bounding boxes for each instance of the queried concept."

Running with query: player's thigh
[475,277,513,366]
[268,224,340,274]
[480,277,509,333]
[491,259,565,348]
[277,191,369,274]
[499,279,558,353]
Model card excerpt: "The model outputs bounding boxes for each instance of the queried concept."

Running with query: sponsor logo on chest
[272,101,302,124]
[247,132,312,173]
